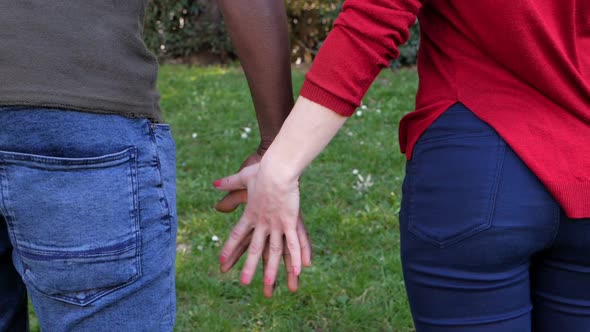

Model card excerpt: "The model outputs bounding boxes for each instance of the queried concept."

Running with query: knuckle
[230,229,241,241]
[249,243,262,255]
[287,239,298,250]
[221,249,230,258]
[269,243,282,254]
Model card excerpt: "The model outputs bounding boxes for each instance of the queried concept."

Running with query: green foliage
[143,0,420,65]
[286,0,342,62]
[392,23,420,69]
[143,0,232,59]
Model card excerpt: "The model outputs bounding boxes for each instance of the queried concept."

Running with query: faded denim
[0,107,177,331]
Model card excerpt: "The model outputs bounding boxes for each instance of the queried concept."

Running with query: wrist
[257,136,275,156]
[260,152,302,185]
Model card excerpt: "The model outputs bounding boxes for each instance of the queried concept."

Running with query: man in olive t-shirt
[0,1,296,331]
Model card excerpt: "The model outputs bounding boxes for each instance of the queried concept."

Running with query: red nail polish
[213,179,222,187]
[219,255,227,264]
[241,273,251,285]
[293,265,299,276]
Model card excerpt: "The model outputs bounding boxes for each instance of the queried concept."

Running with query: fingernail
[293,265,300,276]
[213,179,222,187]
[219,254,227,264]
[241,272,251,285]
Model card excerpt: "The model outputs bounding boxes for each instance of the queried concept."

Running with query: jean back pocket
[0,147,141,306]
[404,104,506,248]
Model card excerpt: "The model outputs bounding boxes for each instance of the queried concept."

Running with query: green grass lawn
[30,65,419,331]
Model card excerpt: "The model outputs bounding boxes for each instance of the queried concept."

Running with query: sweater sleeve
[300,0,423,116]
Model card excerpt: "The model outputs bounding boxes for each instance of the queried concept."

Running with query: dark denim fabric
[400,103,590,331]
[0,108,177,331]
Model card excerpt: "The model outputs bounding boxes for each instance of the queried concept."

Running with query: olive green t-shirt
[0,1,162,121]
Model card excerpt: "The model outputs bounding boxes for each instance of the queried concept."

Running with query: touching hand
[214,162,312,297]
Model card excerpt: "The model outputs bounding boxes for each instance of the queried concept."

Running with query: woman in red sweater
[215,1,590,330]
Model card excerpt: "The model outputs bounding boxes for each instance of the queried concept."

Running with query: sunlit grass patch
[163,65,418,331]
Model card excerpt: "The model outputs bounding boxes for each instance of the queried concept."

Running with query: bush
[286,0,342,62]
[143,0,232,60]
[392,22,420,68]
[143,0,419,66]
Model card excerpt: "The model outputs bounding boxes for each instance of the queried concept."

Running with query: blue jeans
[0,108,177,331]
[400,103,590,331]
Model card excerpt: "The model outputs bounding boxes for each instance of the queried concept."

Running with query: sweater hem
[0,90,162,122]
[546,182,590,219]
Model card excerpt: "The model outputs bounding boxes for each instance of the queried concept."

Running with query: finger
[284,227,302,277]
[297,214,312,267]
[283,247,299,293]
[213,164,258,191]
[240,227,268,285]
[262,231,283,298]
[220,229,253,273]
[214,190,248,213]
[262,239,275,298]
[219,213,253,265]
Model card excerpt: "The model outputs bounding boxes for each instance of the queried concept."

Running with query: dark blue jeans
[400,103,590,331]
[0,108,177,331]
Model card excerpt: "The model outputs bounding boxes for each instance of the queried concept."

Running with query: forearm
[218,0,294,153]
[262,97,348,182]
[300,0,422,115]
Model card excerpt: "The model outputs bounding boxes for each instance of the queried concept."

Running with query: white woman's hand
[214,162,312,297]
[214,96,347,296]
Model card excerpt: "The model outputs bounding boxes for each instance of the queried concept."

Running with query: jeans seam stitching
[129,147,143,279]
[485,139,507,236]
[148,124,173,223]
[542,199,561,250]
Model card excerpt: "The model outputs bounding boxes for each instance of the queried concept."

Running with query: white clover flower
[356,110,363,117]
[353,173,374,194]
[191,133,198,139]
[352,169,359,175]
[211,235,219,242]
[376,109,382,114]
[197,245,204,251]
[361,105,368,110]
[176,243,191,254]
[244,127,252,133]
[241,133,248,139]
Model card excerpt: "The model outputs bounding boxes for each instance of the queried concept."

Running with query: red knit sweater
[300,0,590,218]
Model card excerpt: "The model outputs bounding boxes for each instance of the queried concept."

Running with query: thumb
[213,164,258,191]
